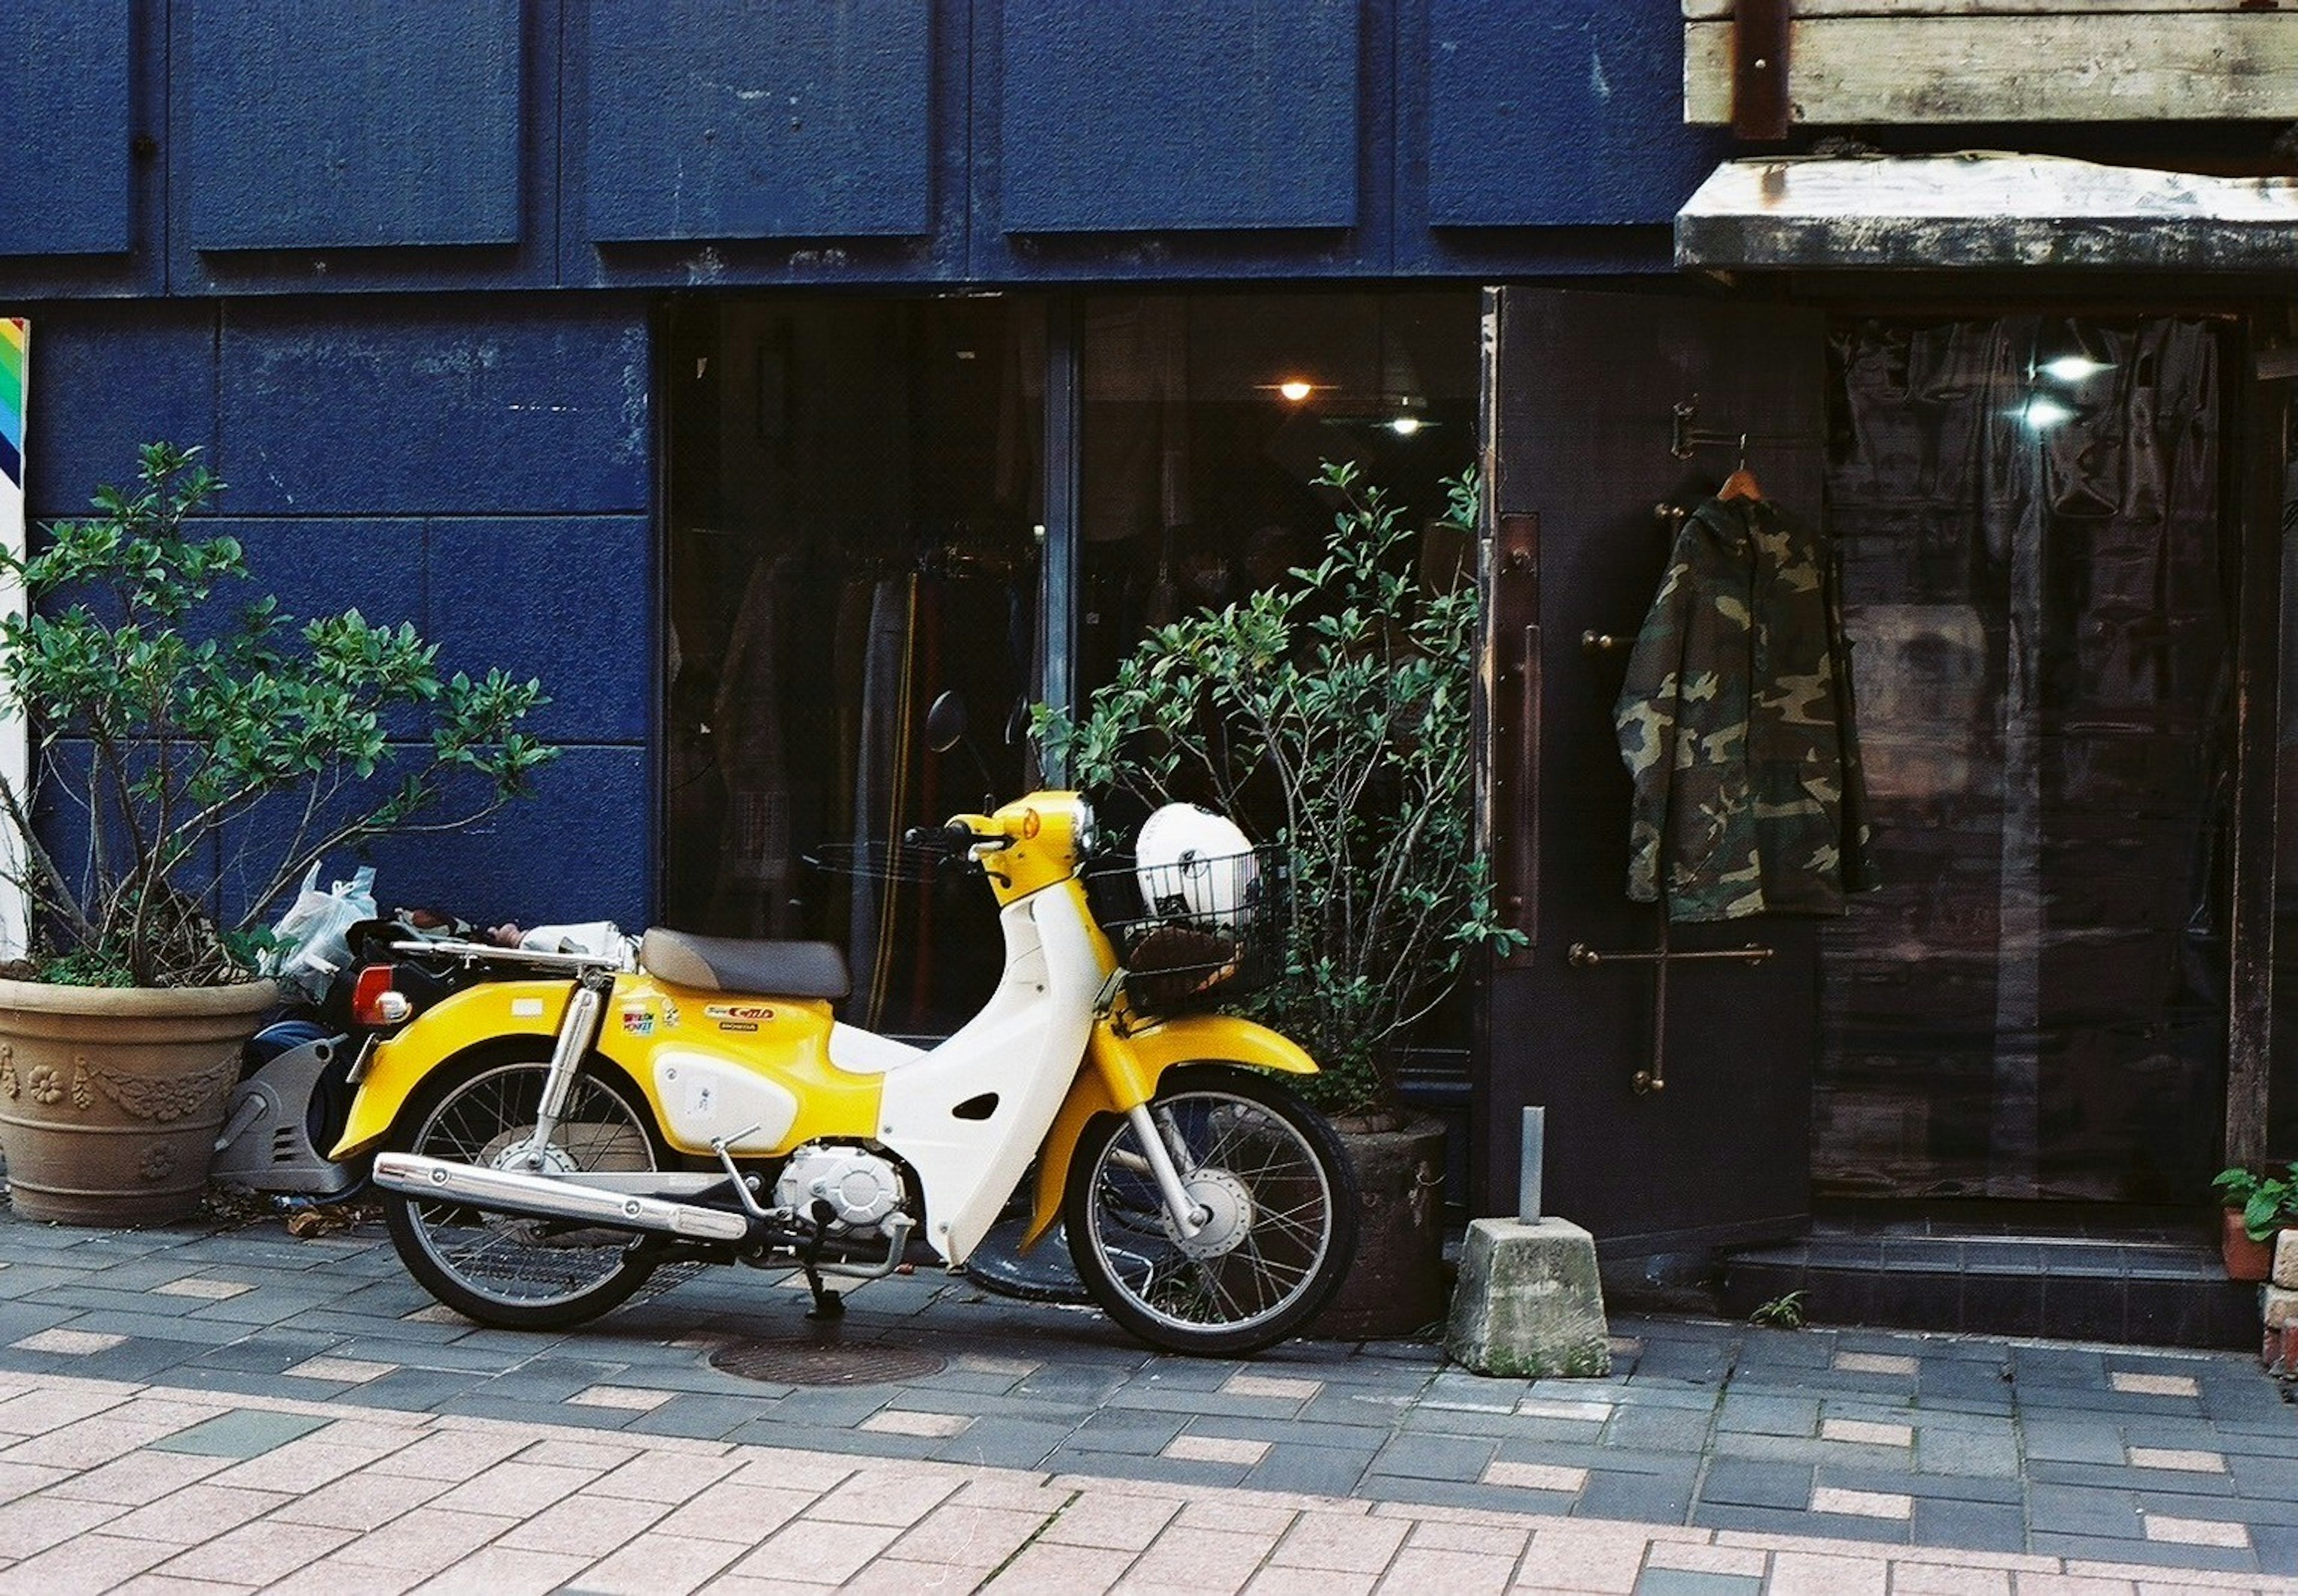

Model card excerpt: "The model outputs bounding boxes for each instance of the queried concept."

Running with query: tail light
[351,965,412,1027]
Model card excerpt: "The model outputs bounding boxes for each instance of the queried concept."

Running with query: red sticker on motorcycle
[704,1004,774,1022]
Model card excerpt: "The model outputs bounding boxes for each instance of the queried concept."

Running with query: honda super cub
[336,786,1358,1355]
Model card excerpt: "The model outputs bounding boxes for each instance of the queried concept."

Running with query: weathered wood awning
[1676,154,2298,272]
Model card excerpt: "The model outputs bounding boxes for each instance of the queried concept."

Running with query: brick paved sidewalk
[4,1208,2298,1589]
[3,1372,2296,1596]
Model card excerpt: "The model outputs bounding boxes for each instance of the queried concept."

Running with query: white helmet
[1135,804,1257,924]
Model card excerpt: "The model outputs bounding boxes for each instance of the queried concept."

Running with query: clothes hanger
[1717,434,1762,503]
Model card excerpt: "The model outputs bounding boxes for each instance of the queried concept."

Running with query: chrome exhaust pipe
[372,1152,753,1243]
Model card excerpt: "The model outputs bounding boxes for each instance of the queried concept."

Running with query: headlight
[1073,796,1097,857]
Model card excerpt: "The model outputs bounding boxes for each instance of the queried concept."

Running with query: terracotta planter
[1310,1113,1448,1340]
[2223,1209,2276,1282]
[0,977,276,1225]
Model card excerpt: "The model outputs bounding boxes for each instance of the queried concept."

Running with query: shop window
[1817,316,2234,1203]
[661,298,1041,1037]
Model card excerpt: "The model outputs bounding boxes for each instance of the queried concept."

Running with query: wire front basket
[1085,844,1289,1017]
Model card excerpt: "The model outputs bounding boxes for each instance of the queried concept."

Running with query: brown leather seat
[639,928,852,999]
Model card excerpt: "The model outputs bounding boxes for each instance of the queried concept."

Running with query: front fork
[518,970,614,1169]
[1126,1103,1209,1238]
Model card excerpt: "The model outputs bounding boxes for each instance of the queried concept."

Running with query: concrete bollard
[1444,1215,1612,1379]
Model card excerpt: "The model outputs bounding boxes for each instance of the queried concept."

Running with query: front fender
[1022,1013,1317,1251]
[328,981,572,1160]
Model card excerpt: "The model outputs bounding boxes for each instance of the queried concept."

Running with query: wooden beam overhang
[1677,154,2298,272]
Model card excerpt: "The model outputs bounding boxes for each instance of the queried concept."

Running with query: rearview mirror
[924,691,969,755]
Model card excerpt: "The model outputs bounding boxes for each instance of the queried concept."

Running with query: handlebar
[902,820,1013,853]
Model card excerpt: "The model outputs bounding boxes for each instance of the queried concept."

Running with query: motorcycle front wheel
[379,1056,668,1331]
[1064,1063,1358,1355]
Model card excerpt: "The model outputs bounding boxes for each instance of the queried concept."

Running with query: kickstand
[800,1220,844,1321]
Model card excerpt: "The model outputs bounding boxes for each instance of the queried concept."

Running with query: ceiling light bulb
[2022,397,2075,429]
[1390,416,1422,436]
[2039,355,2109,382]
[1278,379,1314,402]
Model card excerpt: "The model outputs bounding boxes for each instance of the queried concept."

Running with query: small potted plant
[2212,1162,2298,1282]
[1038,461,1521,1336]
[0,443,554,1224]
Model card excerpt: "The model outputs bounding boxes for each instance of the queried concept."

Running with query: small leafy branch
[1039,461,1521,1113]
[0,442,557,987]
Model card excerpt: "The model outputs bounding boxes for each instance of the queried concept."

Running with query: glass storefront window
[1817,315,2235,1202]
[661,298,1041,1037]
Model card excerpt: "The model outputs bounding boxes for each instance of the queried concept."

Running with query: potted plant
[0,443,554,1224]
[1038,461,1520,1336]
[2212,1162,2298,1282]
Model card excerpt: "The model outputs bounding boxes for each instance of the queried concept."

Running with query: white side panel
[828,1024,928,1075]
[652,1051,799,1152]
[874,887,1101,1263]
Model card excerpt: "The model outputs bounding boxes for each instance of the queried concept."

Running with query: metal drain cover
[709,1336,945,1387]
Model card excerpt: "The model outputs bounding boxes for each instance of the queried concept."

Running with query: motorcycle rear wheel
[1064,1064,1358,1355]
[380,1056,668,1330]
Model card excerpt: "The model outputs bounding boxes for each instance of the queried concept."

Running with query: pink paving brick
[1268,1510,1410,1574]
[981,1541,1136,1595]
[153,1519,358,1585]
[1370,1546,1516,1595]
[728,1517,902,1585]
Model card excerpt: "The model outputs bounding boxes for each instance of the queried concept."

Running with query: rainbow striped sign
[0,318,22,493]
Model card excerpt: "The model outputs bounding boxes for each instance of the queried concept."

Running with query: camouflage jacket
[1612,494,1877,922]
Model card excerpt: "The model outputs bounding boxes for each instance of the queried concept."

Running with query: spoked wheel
[379,1056,667,1330]
[1065,1064,1358,1355]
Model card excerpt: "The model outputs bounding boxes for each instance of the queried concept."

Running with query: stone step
[1719,1229,2258,1348]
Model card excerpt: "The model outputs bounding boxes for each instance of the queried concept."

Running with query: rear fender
[1021,1013,1317,1251]
[329,981,572,1159]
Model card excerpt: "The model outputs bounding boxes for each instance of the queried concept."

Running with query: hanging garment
[1613,494,1877,922]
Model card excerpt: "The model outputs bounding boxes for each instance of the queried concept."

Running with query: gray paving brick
[152,1409,331,1458]
[2026,1483,2144,1540]
[1366,1431,1497,1482]
[2253,1524,2298,1577]
[1577,1468,1693,1526]
[1062,1410,1186,1455]
[1601,1406,1711,1454]
[2018,1418,2126,1464]
[1634,1568,1760,1596]
[924,1416,1074,1470]
[1910,1425,2019,1478]
[2029,1458,2235,1497]
[1697,1457,1811,1510]
[1716,1395,1820,1437]
[1241,1442,1376,1497]
[1910,1496,2026,1554]
[181,1331,342,1374]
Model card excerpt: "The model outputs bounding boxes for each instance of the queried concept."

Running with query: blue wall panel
[19,305,218,519]
[1,0,134,257]
[426,516,651,746]
[215,299,651,516]
[582,1,932,242]
[181,0,524,252]
[358,748,651,929]
[1417,0,1723,230]
[999,0,1360,233]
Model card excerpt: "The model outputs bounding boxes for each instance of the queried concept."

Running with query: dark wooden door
[1476,287,1828,1261]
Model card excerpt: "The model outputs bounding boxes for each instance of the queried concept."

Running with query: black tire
[1064,1064,1358,1355]
[379,1053,668,1331]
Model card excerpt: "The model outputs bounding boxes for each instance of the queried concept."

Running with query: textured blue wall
[0,0,1713,291]
[20,300,656,935]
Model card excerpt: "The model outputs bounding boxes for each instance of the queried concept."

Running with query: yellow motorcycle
[335,778,1357,1356]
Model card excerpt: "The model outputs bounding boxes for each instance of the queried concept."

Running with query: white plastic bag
[519,920,636,967]
[262,864,378,1002]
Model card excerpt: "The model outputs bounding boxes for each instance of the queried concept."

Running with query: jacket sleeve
[1613,533,1700,906]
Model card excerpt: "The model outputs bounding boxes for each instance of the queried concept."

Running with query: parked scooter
[336,701,1359,1355]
